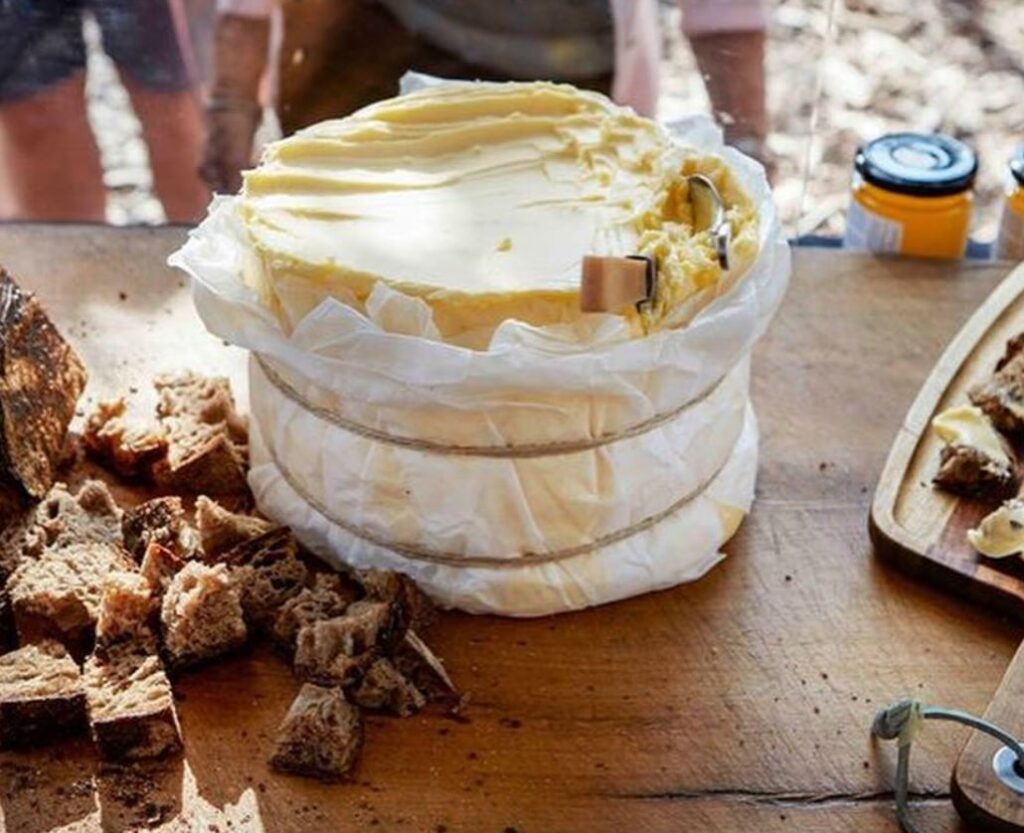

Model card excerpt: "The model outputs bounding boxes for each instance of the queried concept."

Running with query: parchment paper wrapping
[169,113,790,617]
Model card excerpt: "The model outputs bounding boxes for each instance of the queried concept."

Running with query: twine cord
[260,430,735,569]
[255,353,730,459]
[871,699,1024,833]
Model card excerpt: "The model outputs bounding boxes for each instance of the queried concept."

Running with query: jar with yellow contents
[996,147,1024,261]
[844,133,977,259]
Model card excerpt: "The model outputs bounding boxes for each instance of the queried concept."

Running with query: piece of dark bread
[271,573,360,655]
[393,630,460,707]
[82,398,167,479]
[122,497,197,562]
[0,268,87,501]
[269,684,362,780]
[160,562,247,671]
[221,528,308,629]
[83,648,182,760]
[94,572,158,654]
[971,346,1024,434]
[357,569,435,632]
[350,658,425,717]
[293,600,401,687]
[139,542,185,598]
[0,511,44,583]
[9,541,136,655]
[933,443,1018,497]
[152,372,248,495]
[34,480,124,551]
[0,639,86,747]
[195,495,273,558]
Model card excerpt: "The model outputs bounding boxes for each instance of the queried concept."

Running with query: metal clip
[687,174,731,270]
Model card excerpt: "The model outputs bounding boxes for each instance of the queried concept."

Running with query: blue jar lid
[854,133,977,197]
[1010,146,1024,187]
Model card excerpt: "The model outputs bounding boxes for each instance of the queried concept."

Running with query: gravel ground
[85,1,1024,241]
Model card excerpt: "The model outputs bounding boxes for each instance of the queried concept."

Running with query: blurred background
[1,0,1022,244]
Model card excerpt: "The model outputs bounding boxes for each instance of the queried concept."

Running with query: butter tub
[170,116,789,616]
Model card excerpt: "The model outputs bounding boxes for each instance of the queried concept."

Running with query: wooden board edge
[870,263,1024,619]
[952,640,1024,832]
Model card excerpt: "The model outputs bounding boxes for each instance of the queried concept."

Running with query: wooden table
[0,224,1018,833]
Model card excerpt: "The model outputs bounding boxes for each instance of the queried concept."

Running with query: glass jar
[844,133,977,259]
[996,147,1024,261]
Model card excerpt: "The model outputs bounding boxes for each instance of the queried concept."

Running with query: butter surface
[968,498,1024,558]
[240,81,759,347]
[931,404,1010,466]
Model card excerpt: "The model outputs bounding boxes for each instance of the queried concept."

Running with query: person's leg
[95,0,209,221]
[0,2,106,220]
[0,72,106,221]
[679,0,769,158]
[123,84,208,222]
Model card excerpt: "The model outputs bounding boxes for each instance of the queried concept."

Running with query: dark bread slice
[84,648,181,760]
[122,497,197,562]
[269,684,362,780]
[195,495,273,558]
[271,573,360,655]
[34,480,123,552]
[0,268,87,500]
[9,541,136,656]
[393,630,460,707]
[94,572,158,654]
[0,639,86,747]
[293,600,401,687]
[153,372,249,495]
[153,418,248,495]
[0,511,44,583]
[160,561,247,671]
[82,398,167,479]
[350,658,425,716]
[139,542,185,598]
[357,569,435,632]
[971,348,1024,435]
[933,443,1018,497]
[221,528,308,629]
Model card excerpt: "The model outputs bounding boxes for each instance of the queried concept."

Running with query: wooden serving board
[871,262,1024,832]
[870,261,1024,620]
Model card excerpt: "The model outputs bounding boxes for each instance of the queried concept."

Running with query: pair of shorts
[0,0,195,103]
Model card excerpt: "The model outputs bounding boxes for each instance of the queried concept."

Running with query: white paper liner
[169,103,789,616]
[249,404,759,617]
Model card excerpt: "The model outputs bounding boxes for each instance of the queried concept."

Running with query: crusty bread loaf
[0,640,86,747]
[293,600,400,687]
[84,648,181,760]
[350,658,425,716]
[0,268,87,501]
[222,528,307,629]
[270,684,362,780]
[160,562,247,670]
[83,398,167,479]
[271,573,359,654]
[195,495,273,558]
[122,496,197,562]
[95,572,157,653]
[152,372,249,495]
[9,540,135,655]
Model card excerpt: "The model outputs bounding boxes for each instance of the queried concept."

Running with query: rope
[259,430,735,569]
[871,699,1024,833]
[255,353,730,459]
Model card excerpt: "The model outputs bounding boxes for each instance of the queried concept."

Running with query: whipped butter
[931,404,1010,466]
[239,81,759,347]
[968,498,1024,558]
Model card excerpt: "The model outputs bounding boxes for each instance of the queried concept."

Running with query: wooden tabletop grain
[0,224,1018,833]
